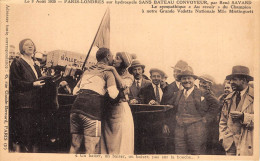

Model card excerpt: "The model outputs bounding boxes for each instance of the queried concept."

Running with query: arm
[106,71,119,99]
[219,100,232,141]
[203,90,220,123]
[72,75,82,95]
[10,59,44,91]
[242,113,254,127]
[107,66,125,89]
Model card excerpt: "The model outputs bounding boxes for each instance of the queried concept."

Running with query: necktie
[184,90,188,99]
[236,91,241,108]
[136,80,140,89]
[156,85,160,103]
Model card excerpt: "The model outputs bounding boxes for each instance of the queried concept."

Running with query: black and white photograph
[0,0,259,160]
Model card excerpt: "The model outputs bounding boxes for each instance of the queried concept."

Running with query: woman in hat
[101,52,135,154]
[9,39,45,152]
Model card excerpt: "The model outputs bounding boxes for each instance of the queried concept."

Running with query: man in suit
[161,74,169,92]
[160,60,188,154]
[139,68,165,105]
[161,60,188,105]
[138,68,166,154]
[198,74,220,155]
[128,60,151,104]
[170,66,218,154]
[219,65,254,156]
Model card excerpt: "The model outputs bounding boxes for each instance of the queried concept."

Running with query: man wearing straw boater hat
[219,65,254,156]
[128,59,151,104]
[169,66,216,154]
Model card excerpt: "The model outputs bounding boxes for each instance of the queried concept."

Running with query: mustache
[231,83,237,88]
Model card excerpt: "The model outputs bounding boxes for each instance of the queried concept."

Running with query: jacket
[173,87,219,124]
[219,86,254,156]
[138,84,164,104]
[129,78,151,101]
[161,81,179,105]
[10,58,42,109]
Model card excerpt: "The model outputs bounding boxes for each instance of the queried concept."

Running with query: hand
[33,80,45,87]
[149,100,159,105]
[230,111,244,121]
[162,125,170,135]
[129,99,138,104]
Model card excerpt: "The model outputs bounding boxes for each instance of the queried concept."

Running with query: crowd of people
[9,38,254,156]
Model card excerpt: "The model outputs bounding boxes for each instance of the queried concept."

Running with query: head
[128,60,145,80]
[224,81,232,95]
[19,39,36,57]
[180,76,195,90]
[150,68,165,86]
[132,66,143,80]
[161,75,168,88]
[230,75,249,91]
[172,60,188,81]
[177,66,197,89]
[199,79,212,91]
[96,48,113,65]
[199,74,215,91]
[113,52,134,69]
[150,72,162,86]
[226,65,253,91]
[173,68,182,81]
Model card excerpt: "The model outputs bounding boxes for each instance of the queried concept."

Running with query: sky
[8,3,257,84]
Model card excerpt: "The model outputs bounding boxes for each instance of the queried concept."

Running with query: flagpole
[81,8,109,70]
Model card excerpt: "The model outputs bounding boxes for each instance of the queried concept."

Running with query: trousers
[174,121,206,155]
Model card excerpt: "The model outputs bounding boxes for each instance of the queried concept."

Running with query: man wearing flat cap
[166,66,216,154]
[219,65,254,156]
[139,68,166,105]
[128,60,151,104]
[137,68,166,154]
[198,74,220,155]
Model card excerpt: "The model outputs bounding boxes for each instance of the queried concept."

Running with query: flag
[94,8,110,49]
[82,8,110,70]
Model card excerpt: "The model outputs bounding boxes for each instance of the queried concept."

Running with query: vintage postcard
[0,0,259,160]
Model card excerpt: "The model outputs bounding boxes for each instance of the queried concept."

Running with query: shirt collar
[152,83,160,89]
[183,86,195,96]
[240,86,249,96]
[135,78,142,84]
[176,81,181,88]
[21,55,34,66]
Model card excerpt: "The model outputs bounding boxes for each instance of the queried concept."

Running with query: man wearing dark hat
[160,60,188,154]
[128,59,151,104]
[219,65,254,156]
[70,48,119,154]
[169,66,216,154]
[161,60,188,105]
